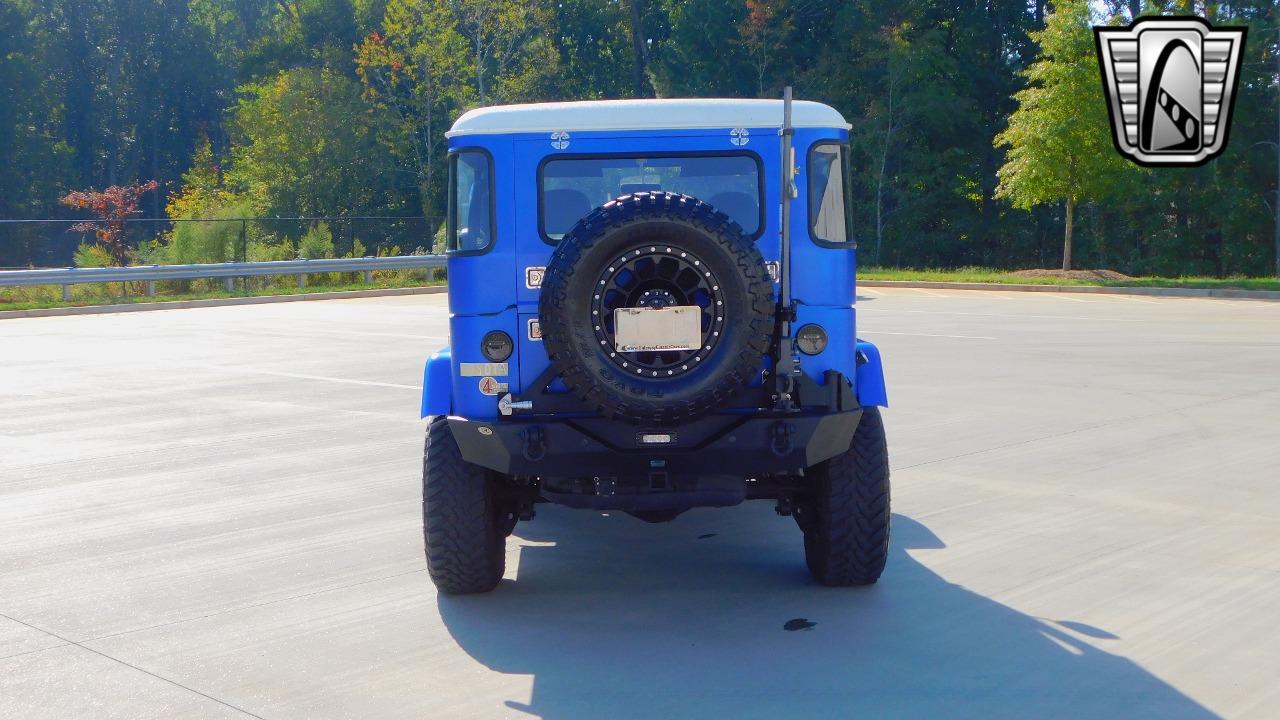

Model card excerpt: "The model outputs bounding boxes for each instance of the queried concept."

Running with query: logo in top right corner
[1095,16,1246,167]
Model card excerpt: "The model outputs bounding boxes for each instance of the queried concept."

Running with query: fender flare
[854,339,888,407]
[421,347,452,417]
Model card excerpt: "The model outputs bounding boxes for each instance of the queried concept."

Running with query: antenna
[773,86,800,411]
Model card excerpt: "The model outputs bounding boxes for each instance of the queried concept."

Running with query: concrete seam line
[0,611,267,719]
[0,285,447,320]
[857,280,1280,301]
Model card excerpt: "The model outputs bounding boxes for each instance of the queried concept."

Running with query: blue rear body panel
[421,122,887,420]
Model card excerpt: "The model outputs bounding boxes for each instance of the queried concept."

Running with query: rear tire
[423,416,506,595]
[797,407,890,586]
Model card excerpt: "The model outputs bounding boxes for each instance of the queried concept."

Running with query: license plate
[613,306,702,353]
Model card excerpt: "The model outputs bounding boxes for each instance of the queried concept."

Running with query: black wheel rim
[590,243,725,378]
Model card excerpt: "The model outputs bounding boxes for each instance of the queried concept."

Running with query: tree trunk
[1275,20,1279,277]
[1063,196,1075,271]
[625,0,649,97]
[874,64,897,266]
[475,37,486,105]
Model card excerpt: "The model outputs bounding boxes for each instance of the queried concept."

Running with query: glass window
[809,143,853,245]
[541,154,761,241]
[448,151,492,253]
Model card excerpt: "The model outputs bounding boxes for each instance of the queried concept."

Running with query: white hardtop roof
[447,98,850,137]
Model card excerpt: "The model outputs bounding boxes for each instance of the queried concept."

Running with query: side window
[448,151,493,253]
[808,143,853,245]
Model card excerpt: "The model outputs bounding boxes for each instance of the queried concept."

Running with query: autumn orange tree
[59,181,159,266]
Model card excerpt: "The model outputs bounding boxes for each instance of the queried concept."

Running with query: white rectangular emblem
[528,319,542,341]
[525,267,546,289]
[460,362,508,377]
[613,306,702,353]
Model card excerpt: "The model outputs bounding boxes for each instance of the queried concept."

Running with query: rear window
[540,154,762,242]
[808,142,853,245]
[447,150,493,253]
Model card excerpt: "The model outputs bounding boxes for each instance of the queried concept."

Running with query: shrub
[297,222,335,259]
[73,243,115,268]
[165,204,251,265]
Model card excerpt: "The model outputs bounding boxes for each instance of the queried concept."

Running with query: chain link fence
[0,216,444,269]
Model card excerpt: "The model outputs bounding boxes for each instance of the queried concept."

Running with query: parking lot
[2,287,1278,719]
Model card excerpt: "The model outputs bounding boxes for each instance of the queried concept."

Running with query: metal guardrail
[0,255,447,300]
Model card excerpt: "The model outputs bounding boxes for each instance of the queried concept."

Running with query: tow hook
[521,425,546,461]
[770,421,794,456]
[499,393,533,416]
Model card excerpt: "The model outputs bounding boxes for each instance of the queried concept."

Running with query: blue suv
[420,95,889,593]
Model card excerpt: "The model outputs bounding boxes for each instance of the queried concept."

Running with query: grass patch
[0,275,443,312]
[7,265,1277,312]
[859,267,1280,292]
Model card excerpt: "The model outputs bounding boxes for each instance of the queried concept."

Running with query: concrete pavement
[2,288,1279,719]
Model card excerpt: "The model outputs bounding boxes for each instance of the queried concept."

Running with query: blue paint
[855,340,888,407]
[420,347,452,418]
[430,105,888,420]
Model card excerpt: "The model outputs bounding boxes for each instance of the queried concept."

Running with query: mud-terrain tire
[539,191,774,425]
[423,416,506,594]
[797,407,890,586]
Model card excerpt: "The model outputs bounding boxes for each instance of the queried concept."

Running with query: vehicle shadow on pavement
[438,506,1217,720]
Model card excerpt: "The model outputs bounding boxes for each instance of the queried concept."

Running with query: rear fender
[421,347,452,417]
[855,340,888,407]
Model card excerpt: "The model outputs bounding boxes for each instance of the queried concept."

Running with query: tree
[166,134,231,220]
[547,0,637,99]
[226,68,392,219]
[59,181,160,266]
[739,0,791,97]
[451,0,558,105]
[649,0,756,96]
[623,0,651,97]
[356,0,473,216]
[994,0,1136,270]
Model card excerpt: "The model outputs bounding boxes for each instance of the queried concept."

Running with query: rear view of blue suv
[420,94,889,593]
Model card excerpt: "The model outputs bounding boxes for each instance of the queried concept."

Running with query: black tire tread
[803,407,891,586]
[423,416,505,594]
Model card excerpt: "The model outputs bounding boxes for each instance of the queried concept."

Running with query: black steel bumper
[447,408,862,479]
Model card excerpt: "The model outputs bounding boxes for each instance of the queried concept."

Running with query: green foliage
[73,242,114,268]
[649,0,754,96]
[228,67,392,218]
[995,0,1141,268]
[355,0,475,216]
[547,0,638,99]
[432,222,448,255]
[297,222,336,259]
[163,205,251,265]
[246,239,295,263]
[858,266,1280,290]
[3,0,1279,277]
[166,134,230,220]
[995,1,1136,212]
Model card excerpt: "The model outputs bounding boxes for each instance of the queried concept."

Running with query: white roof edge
[447,99,851,137]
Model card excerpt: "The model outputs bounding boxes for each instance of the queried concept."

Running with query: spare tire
[539,191,774,424]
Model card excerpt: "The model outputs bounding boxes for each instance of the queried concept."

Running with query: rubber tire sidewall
[799,407,891,586]
[423,416,506,595]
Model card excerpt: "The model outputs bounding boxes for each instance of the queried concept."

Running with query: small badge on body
[460,362,508,377]
[478,376,509,396]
